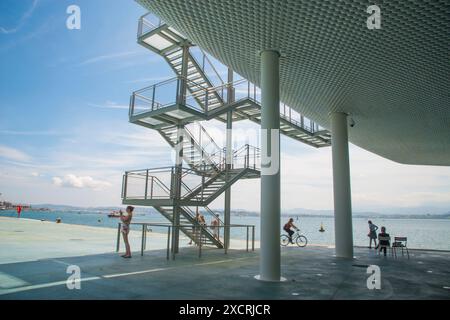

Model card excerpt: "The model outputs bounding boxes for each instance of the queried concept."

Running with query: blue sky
[1,0,449,212]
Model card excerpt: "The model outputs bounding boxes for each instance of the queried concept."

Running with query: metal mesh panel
[137,0,450,165]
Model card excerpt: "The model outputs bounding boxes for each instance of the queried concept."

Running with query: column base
[254,275,287,282]
[332,254,357,259]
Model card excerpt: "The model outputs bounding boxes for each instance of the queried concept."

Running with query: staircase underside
[123,168,260,207]
[130,98,331,148]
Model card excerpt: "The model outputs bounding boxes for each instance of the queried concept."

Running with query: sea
[1,210,449,250]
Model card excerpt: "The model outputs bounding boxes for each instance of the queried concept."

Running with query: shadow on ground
[0,246,449,299]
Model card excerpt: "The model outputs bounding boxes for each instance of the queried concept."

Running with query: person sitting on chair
[283,218,299,244]
[378,226,390,256]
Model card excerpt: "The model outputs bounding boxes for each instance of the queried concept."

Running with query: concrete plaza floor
[0,217,449,299]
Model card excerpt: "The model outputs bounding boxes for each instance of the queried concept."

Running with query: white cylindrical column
[331,112,354,259]
[259,50,281,281]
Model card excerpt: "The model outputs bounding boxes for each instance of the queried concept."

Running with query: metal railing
[137,12,163,38]
[190,47,225,88]
[122,143,260,202]
[231,144,261,171]
[137,13,225,88]
[122,167,211,201]
[129,76,325,134]
[130,76,208,117]
[184,122,223,167]
[122,167,174,200]
[116,222,255,260]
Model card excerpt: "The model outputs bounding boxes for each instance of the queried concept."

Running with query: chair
[392,237,410,259]
[377,235,392,257]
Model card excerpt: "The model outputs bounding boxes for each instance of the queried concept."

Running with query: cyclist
[283,218,299,244]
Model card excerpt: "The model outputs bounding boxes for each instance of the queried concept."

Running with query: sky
[0,0,449,213]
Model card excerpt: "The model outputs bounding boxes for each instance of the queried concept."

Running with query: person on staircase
[211,214,220,241]
[189,209,202,245]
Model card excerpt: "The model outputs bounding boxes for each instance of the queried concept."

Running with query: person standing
[367,220,378,249]
[211,214,220,241]
[17,205,22,219]
[120,206,134,258]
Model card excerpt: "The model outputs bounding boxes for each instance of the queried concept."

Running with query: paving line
[0,255,256,296]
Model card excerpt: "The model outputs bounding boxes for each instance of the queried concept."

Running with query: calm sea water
[1,210,449,250]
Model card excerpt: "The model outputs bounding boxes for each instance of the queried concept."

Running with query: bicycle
[280,230,308,247]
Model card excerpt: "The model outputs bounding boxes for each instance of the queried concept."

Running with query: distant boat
[108,211,121,218]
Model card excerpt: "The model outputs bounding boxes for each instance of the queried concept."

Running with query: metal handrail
[135,12,328,137]
[137,12,163,38]
[123,171,173,200]
[197,79,323,133]
[116,222,256,259]
[122,142,261,201]
[184,123,222,161]
[130,76,218,116]
[131,76,321,134]
[232,144,261,170]
[199,48,225,86]
[179,167,224,200]
[179,181,225,226]
[137,12,224,88]
[125,166,174,175]
[179,123,224,174]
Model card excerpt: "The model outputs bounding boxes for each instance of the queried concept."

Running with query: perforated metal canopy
[137,0,450,166]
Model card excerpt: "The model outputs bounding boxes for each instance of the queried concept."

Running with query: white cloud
[88,100,151,112]
[0,129,59,136]
[123,76,170,84]
[51,177,63,186]
[0,0,39,34]
[52,174,111,191]
[0,19,51,53]
[88,101,129,110]
[79,51,142,66]
[0,145,31,162]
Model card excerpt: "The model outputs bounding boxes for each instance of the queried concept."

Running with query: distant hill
[284,206,450,218]
[31,203,449,219]
[31,204,158,215]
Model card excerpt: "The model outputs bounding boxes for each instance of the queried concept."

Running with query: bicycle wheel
[296,235,308,247]
[280,235,290,246]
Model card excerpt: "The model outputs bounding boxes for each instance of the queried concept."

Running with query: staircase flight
[122,12,331,250]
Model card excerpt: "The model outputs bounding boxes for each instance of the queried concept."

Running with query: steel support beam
[172,45,188,253]
[172,125,184,254]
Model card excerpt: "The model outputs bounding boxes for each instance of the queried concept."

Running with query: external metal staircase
[122,12,331,251]
[130,13,331,147]
[154,206,222,248]
[158,123,223,175]
[122,142,260,249]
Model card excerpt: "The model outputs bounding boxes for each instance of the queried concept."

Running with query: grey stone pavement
[1,217,449,299]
